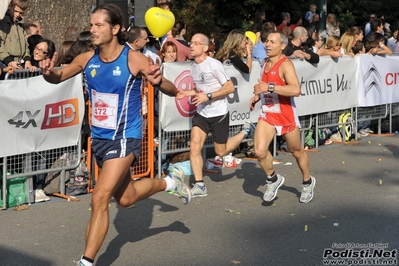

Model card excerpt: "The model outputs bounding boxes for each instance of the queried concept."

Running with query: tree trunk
[25,0,96,50]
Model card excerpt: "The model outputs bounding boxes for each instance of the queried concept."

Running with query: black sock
[302,178,312,185]
[267,172,277,182]
[194,180,204,183]
[81,256,94,264]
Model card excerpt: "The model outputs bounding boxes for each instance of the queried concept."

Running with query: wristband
[153,78,163,87]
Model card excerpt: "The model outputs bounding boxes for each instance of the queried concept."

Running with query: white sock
[79,258,93,266]
[164,176,176,191]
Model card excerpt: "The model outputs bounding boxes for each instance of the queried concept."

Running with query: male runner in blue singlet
[39,4,190,266]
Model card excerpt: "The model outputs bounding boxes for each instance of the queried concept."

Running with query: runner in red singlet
[249,31,316,204]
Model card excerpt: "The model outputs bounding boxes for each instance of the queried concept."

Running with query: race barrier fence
[1,70,84,209]
[0,68,156,209]
[158,54,399,177]
[1,54,398,208]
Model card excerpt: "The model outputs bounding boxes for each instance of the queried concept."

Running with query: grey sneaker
[168,166,191,204]
[191,183,208,198]
[300,176,316,203]
[263,174,285,202]
[242,121,256,139]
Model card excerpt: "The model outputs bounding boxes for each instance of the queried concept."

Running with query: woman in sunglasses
[31,38,56,68]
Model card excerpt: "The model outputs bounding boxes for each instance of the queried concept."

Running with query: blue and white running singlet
[83,46,142,140]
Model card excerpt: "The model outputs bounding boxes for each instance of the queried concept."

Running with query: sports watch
[268,83,275,93]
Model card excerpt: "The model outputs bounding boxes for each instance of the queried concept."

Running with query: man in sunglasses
[365,13,376,37]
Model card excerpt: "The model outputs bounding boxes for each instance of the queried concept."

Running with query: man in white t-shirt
[180,33,254,197]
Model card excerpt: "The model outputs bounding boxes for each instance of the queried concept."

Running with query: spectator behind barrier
[27,34,44,55]
[353,40,365,55]
[252,23,276,66]
[161,41,178,63]
[77,30,93,50]
[30,38,55,68]
[366,32,392,56]
[0,0,34,71]
[346,26,364,42]
[173,20,189,47]
[276,12,292,37]
[340,32,356,57]
[127,26,161,64]
[326,13,340,37]
[311,13,320,31]
[366,18,383,38]
[23,22,39,37]
[144,27,161,60]
[289,15,303,32]
[59,40,93,66]
[304,4,317,24]
[250,9,266,42]
[33,20,43,36]
[365,13,376,37]
[319,36,343,59]
[283,26,320,64]
[206,41,216,58]
[161,21,193,62]
[365,40,380,55]
[312,33,324,53]
[215,29,253,74]
[55,40,74,67]
[387,25,398,52]
[304,24,317,48]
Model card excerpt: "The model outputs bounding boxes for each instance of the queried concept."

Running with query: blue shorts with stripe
[91,138,141,168]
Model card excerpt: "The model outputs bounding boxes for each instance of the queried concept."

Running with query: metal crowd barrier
[1,142,82,208]
[157,114,314,177]
[4,68,43,80]
[1,69,82,209]
[157,101,398,177]
[355,105,389,135]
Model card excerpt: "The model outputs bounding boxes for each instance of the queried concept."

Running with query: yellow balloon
[245,31,257,45]
[145,7,175,39]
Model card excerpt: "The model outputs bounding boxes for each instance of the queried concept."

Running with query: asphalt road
[1,134,398,266]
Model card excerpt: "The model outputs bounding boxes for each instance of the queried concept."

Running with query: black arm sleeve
[229,54,250,74]
[304,45,320,64]
[283,44,294,57]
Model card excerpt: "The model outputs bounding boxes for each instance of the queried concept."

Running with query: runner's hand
[39,51,58,75]
[249,95,260,111]
[253,79,267,95]
[147,56,162,85]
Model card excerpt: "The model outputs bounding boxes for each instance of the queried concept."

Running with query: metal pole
[319,0,327,39]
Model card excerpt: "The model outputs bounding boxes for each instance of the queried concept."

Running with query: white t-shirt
[190,57,230,118]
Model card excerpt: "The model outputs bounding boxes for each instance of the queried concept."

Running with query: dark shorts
[192,112,229,144]
[91,138,141,168]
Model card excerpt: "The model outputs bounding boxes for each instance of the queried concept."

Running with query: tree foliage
[171,0,399,44]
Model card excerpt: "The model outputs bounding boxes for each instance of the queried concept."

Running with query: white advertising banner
[161,56,358,131]
[293,56,358,116]
[0,74,85,157]
[161,61,262,131]
[356,54,399,106]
